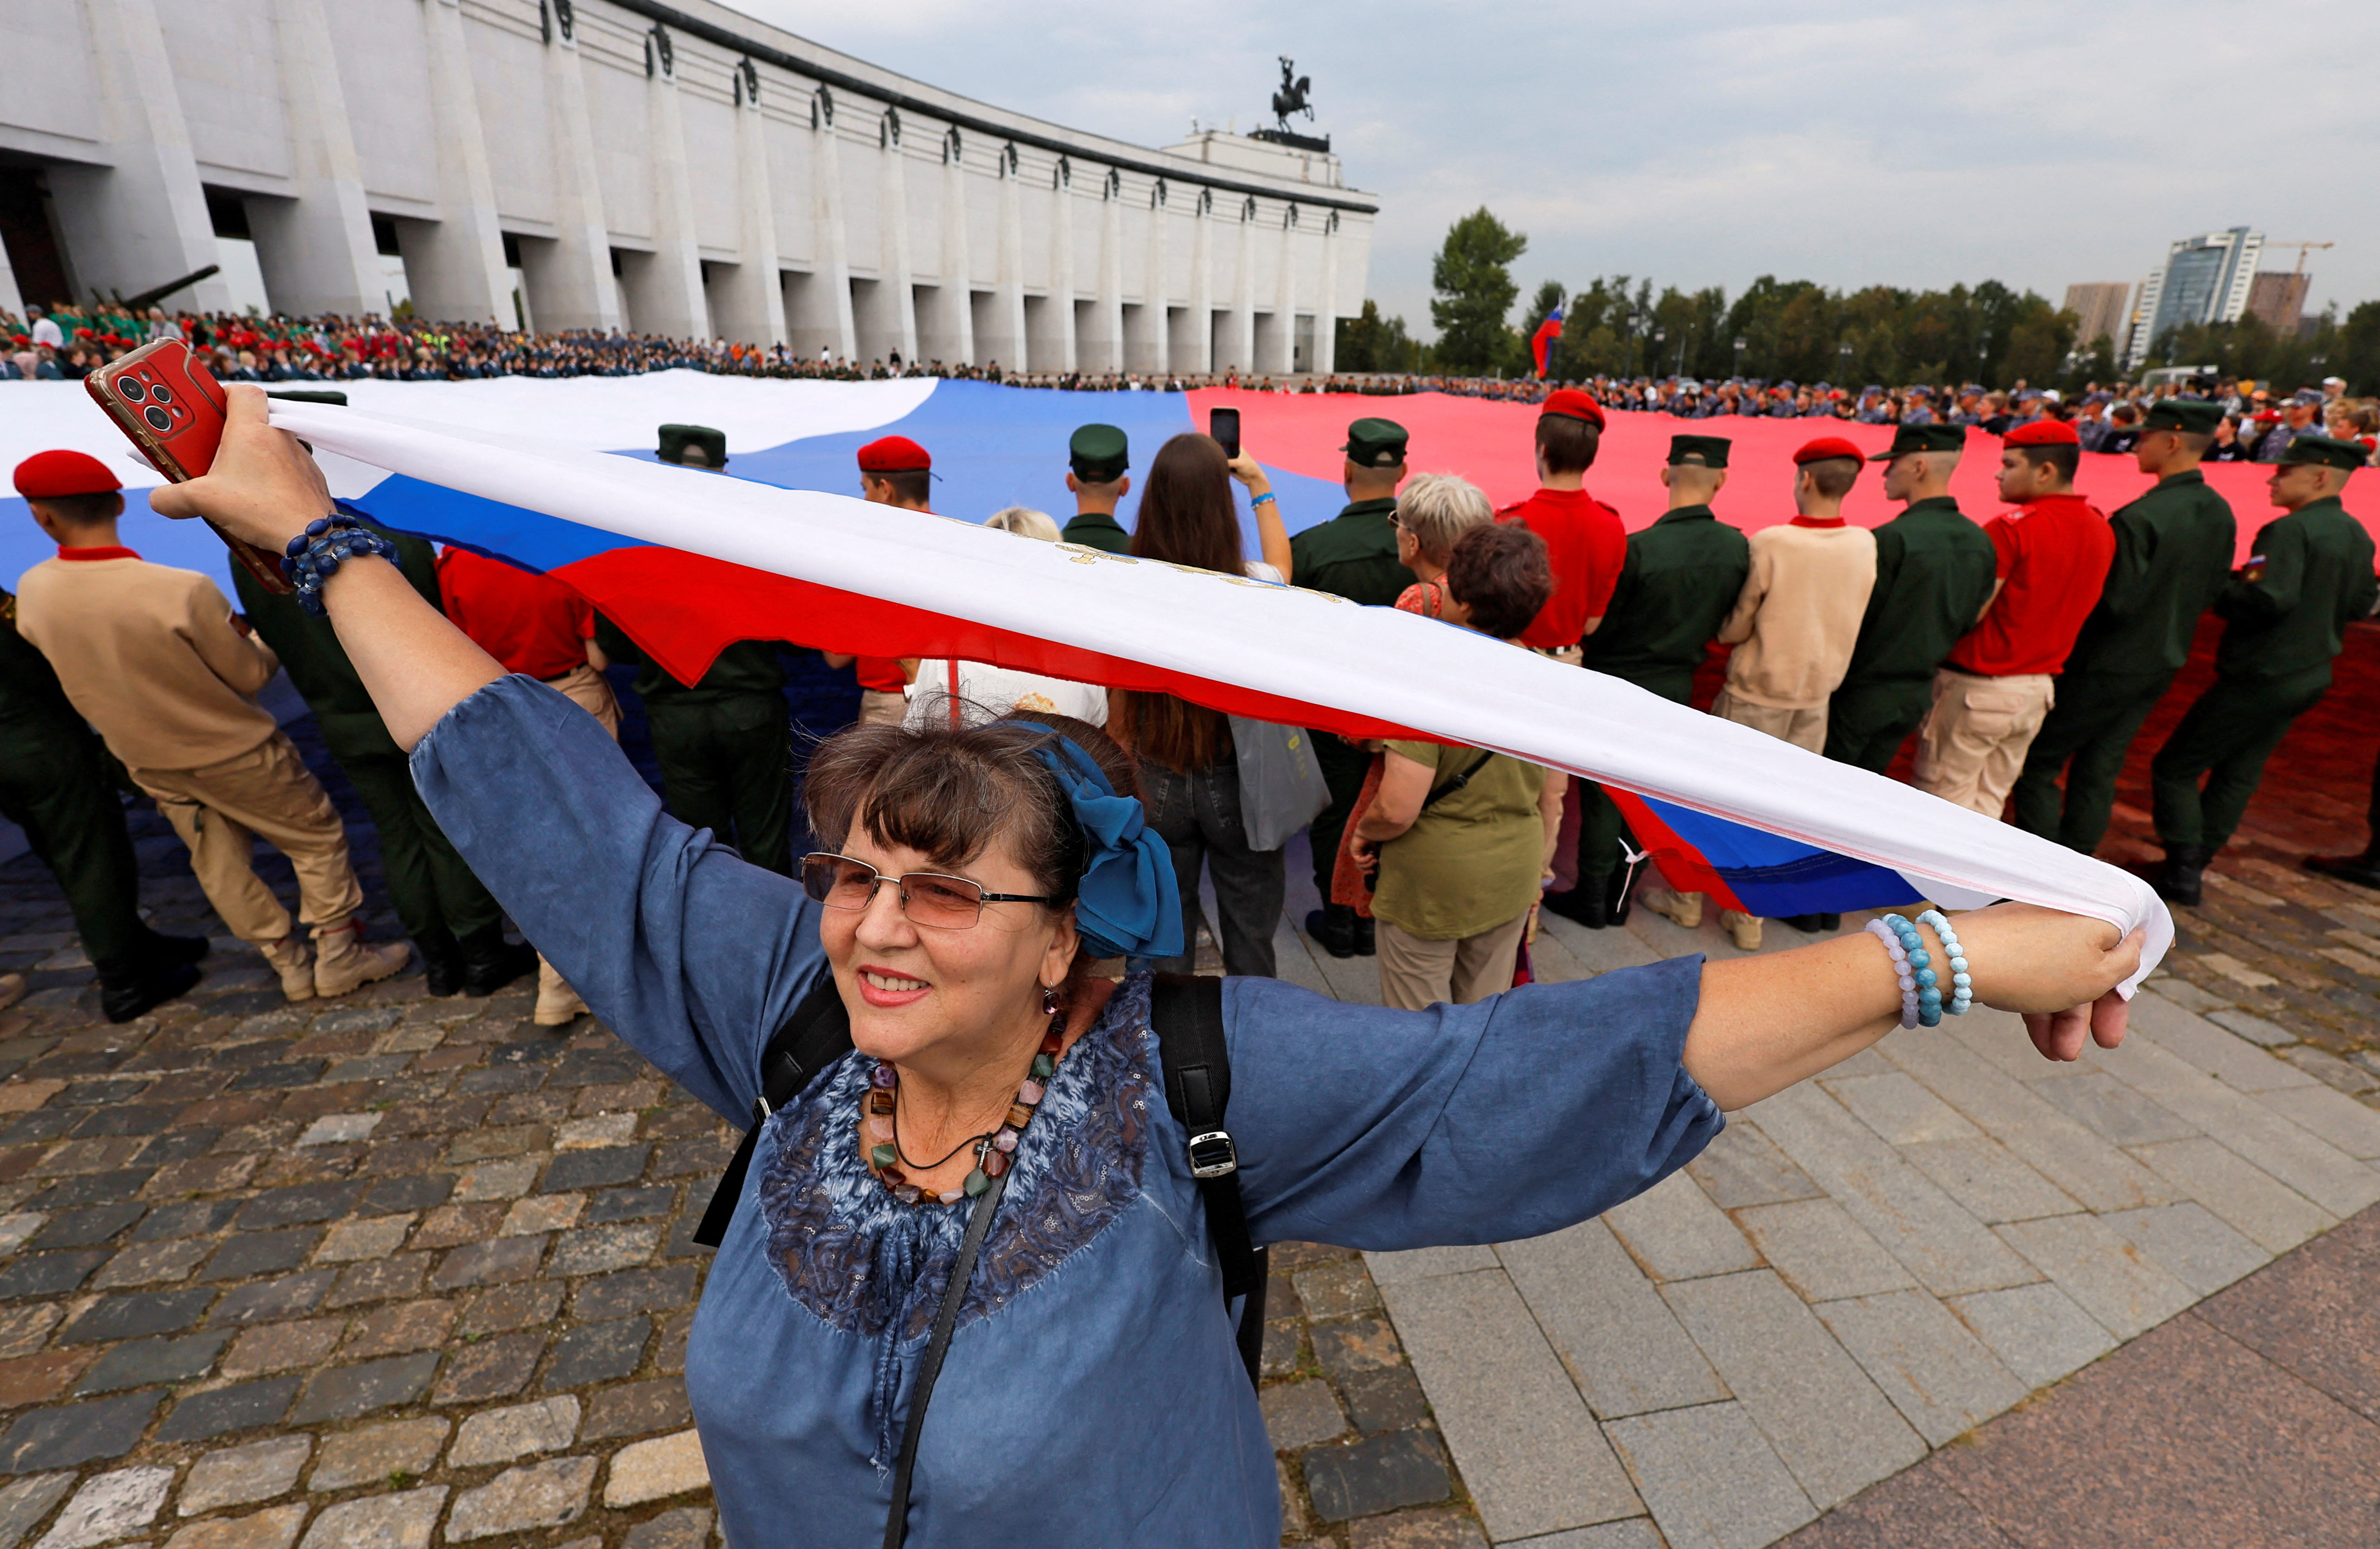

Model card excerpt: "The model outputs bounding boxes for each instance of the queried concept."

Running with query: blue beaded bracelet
[1864,918,1920,1028]
[1917,908,1973,1016]
[281,513,399,617]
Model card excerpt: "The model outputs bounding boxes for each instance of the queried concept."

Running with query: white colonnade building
[0,0,1377,374]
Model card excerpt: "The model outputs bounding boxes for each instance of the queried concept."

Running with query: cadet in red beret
[1643,434,1878,947]
[2,453,212,1021]
[12,452,409,1010]
[831,437,938,727]
[1912,417,2114,818]
[1493,388,1625,660]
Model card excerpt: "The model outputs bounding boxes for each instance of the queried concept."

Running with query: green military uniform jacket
[1288,497,1406,605]
[2064,469,2235,677]
[1579,506,1751,703]
[593,618,788,705]
[1837,497,1999,688]
[231,520,444,756]
[1058,511,1131,555]
[0,590,81,729]
[2213,496,2379,682]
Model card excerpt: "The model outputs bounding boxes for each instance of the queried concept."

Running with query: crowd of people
[4,368,2371,1030]
[8,302,2374,469]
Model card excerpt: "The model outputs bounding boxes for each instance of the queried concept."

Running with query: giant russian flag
[3,375,2221,985]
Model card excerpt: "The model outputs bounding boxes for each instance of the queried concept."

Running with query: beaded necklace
[862,1015,1066,1206]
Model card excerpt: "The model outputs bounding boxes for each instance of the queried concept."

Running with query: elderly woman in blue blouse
[156,390,2143,1549]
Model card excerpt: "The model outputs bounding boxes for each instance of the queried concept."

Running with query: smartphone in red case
[84,339,294,593]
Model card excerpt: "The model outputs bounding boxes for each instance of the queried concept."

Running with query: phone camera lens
[149,381,175,405]
[143,405,172,433]
[118,378,148,402]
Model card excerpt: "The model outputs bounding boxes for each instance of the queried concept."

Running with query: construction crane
[2266,240,2333,274]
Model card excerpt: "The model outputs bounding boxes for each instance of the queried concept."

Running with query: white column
[989,146,1026,371]
[46,0,228,310]
[1047,164,1078,371]
[1315,212,1340,374]
[1224,200,1257,374]
[875,112,918,365]
[531,11,622,332]
[790,95,856,361]
[244,0,380,315]
[1084,169,1123,373]
[1134,185,1170,374]
[708,62,786,346]
[937,131,976,366]
[634,37,710,340]
[1270,208,1298,375]
[402,0,511,324]
[1187,191,1214,372]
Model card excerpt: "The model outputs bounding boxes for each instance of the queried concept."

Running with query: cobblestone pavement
[0,614,2374,1549]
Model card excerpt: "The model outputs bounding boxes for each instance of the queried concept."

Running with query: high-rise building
[2063,283,2133,353]
[2126,227,2263,369]
[2245,271,2312,334]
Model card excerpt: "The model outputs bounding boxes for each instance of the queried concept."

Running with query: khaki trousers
[537,663,622,1006]
[857,689,908,728]
[542,663,622,737]
[133,732,364,946]
[1711,690,1827,754]
[1914,669,2056,817]
[1376,911,1530,1011]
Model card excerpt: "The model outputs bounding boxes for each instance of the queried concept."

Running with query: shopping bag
[1229,716,1330,852]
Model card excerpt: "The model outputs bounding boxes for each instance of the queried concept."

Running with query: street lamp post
[1733,335,1747,378]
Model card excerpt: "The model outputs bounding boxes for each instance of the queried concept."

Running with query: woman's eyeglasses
[800,853,1056,930]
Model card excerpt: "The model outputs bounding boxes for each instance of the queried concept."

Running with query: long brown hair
[1110,434,1243,772]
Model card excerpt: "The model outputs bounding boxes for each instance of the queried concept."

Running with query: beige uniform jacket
[1717,522,1880,709]
[15,554,281,771]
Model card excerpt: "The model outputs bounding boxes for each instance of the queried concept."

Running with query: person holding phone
[1287,417,1412,958]
[140,385,2141,1549]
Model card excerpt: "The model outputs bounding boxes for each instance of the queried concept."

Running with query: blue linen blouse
[411,676,1722,1548]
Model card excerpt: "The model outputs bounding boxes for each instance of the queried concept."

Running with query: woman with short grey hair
[1391,471,1494,617]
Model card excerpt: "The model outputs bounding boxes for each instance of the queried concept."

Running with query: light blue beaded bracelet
[1865,917,1922,1028]
[1917,908,1973,1016]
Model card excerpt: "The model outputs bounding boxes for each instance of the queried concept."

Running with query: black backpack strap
[1150,973,1269,1386]
[691,968,855,1247]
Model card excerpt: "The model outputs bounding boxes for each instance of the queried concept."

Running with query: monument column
[634,26,711,340]
[708,58,786,346]
[400,0,511,324]
[246,0,380,316]
[530,2,622,332]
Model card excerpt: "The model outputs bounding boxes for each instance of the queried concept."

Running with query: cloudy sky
[734,0,2380,337]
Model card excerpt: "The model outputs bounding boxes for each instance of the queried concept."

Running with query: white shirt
[904,661,1107,730]
[31,317,64,348]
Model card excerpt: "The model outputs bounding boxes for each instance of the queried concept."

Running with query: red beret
[2005,419,2080,447]
[1792,436,1866,466]
[1539,388,1606,431]
[856,435,931,473]
[13,450,122,500]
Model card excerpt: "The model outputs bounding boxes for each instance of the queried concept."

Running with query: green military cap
[1341,417,1409,468]
[265,389,348,407]
[2141,400,2224,436]
[2277,433,2369,472]
[1868,422,1967,461]
[1069,423,1129,482]
[1667,434,1731,468]
[658,424,728,466]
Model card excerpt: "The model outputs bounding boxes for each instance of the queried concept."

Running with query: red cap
[2004,419,2080,447]
[856,435,931,473]
[1792,436,1866,466]
[13,450,123,500]
[1539,388,1606,431]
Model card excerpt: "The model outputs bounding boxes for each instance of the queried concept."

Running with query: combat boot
[1641,888,1703,930]
[260,933,316,1002]
[98,960,201,1023]
[535,957,588,1027]
[457,924,537,996]
[1541,885,1610,929]
[314,921,409,998]
[1304,904,1359,959]
[2155,845,2213,908]
[1720,910,1764,951]
[139,927,211,967]
[416,930,465,998]
[1353,915,1375,957]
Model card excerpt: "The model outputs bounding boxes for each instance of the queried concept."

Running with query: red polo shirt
[1947,494,2115,677]
[436,547,596,680]
[1495,487,1627,650]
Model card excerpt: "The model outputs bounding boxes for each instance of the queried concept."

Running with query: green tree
[1430,207,1527,374]
[1335,300,1422,374]
[2333,301,2380,395]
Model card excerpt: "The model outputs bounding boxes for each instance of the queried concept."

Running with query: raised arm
[1228,453,1295,580]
